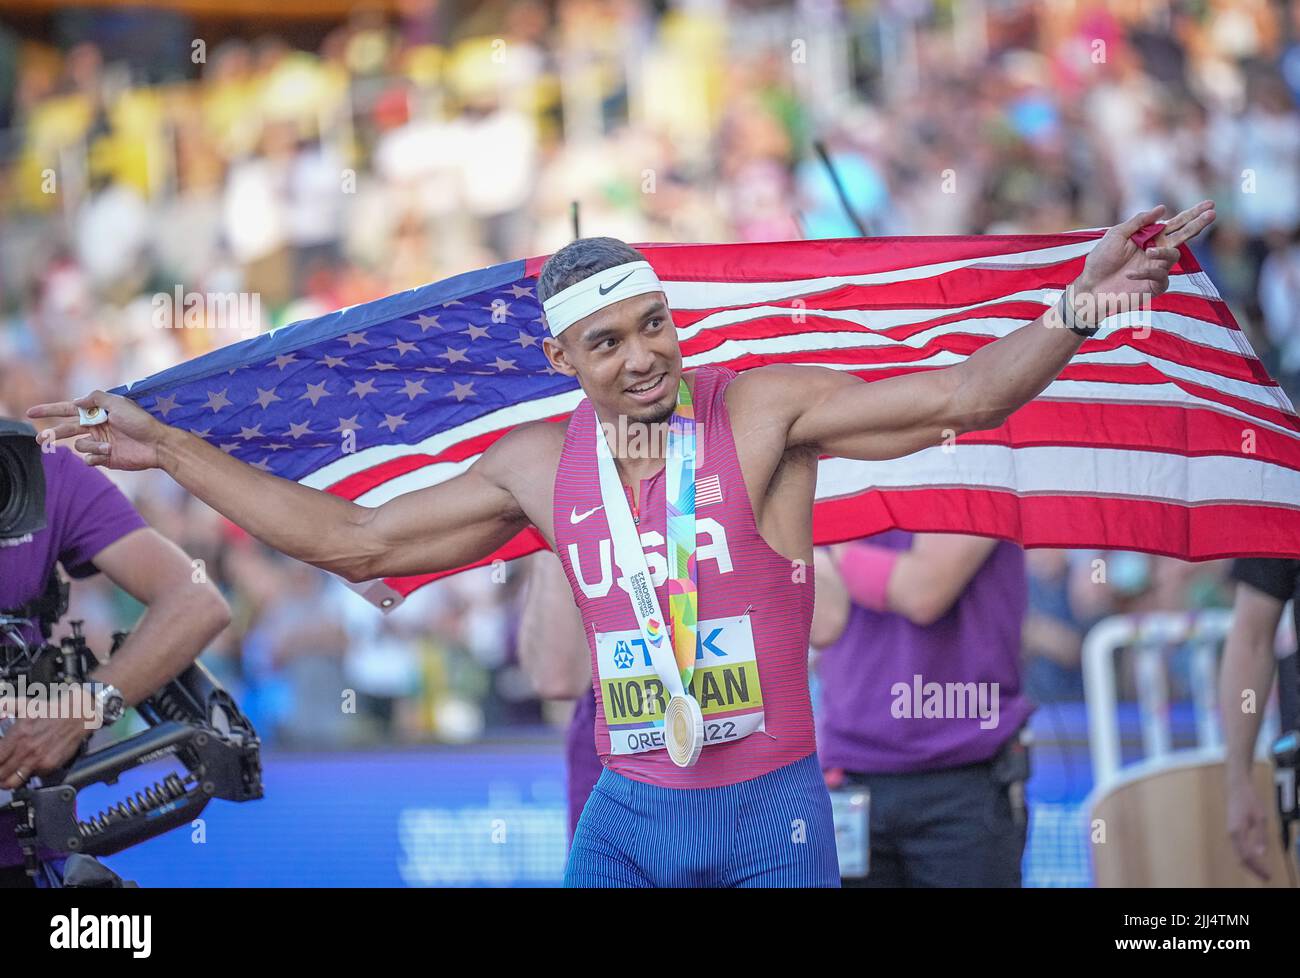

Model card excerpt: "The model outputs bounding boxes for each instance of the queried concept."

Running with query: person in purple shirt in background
[811,529,1033,887]
[516,549,601,843]
[0,402,231,887]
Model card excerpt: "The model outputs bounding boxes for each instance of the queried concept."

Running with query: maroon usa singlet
[552,365,817,788]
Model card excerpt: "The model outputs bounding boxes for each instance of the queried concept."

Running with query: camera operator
[1220,557,1300,881]
[0,401,231,887]
[812,532,1033,887]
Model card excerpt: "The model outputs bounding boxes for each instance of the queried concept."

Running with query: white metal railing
[1081,608,1293,792]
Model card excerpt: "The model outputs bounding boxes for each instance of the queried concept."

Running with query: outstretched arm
[27,391,534,583]
[748,202,1216,461]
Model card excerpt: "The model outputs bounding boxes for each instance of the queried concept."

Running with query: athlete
[27,201,1216,887]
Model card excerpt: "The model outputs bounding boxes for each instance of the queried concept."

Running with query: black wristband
[1059,285,1098,338]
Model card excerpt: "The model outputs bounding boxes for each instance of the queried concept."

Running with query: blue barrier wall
[91,703,1199,886]
[99,741,571,887]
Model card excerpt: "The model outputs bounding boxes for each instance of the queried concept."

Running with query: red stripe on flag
[639,233,1106,281]
[666,262,1087,329]
[992,399,1300,468]
[325,413,570,499]
[377,481,1300,599]
[325,386,1300,515]
[679,309,1268,385]
[667,263,1149,326]
[812,487,1300,562]
[708,353,1296,431]
[1056,362,1298,431]
[526,233,1108,284]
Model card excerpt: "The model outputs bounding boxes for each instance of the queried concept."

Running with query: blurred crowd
[0,0,1296,746]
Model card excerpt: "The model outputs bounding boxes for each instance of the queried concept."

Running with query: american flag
[113,232,1300,609]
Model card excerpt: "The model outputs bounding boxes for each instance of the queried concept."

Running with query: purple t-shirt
[0,445,147,866]
[564,689,601,842]
[815,530,1034,773]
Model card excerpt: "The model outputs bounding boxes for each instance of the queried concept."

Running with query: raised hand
[1077,200,1216,315]
[26,390,170,471]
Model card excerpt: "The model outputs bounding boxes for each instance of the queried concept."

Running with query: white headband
[541,260,664,338]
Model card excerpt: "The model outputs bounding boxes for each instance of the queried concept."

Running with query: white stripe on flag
[322,375,1300,505]
[298,386,584,490]
[325,374,1300,507]
[679,304,1253,357]
[349,427,1300,509]
[815,445,1300,508]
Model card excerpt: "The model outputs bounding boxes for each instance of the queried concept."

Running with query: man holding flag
[30,201,1218,887]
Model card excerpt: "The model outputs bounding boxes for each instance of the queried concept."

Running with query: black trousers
[841,759,1027,887]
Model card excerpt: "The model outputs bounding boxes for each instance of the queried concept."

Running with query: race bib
[595,614,765,756]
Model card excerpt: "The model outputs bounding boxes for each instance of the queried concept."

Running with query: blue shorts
[564,751,840,888]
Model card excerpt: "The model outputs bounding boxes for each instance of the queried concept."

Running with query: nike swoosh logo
[598,270,636,295]
[570,504,604,524]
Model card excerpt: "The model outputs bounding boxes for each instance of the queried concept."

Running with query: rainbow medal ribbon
[593,378,703,767]
[663,378,703,766]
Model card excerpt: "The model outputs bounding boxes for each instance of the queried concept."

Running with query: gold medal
[665,694,704,768]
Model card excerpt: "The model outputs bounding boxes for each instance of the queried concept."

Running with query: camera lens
[0,425,44,541]
[0,442,21,537]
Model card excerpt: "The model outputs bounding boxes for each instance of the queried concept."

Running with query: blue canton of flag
[114,261,576,485]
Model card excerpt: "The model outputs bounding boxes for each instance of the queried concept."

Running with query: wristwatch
[89,682,127,725]
[1059,284,1099,338]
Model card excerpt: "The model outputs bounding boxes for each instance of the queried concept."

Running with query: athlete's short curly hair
[536,237,647,309]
